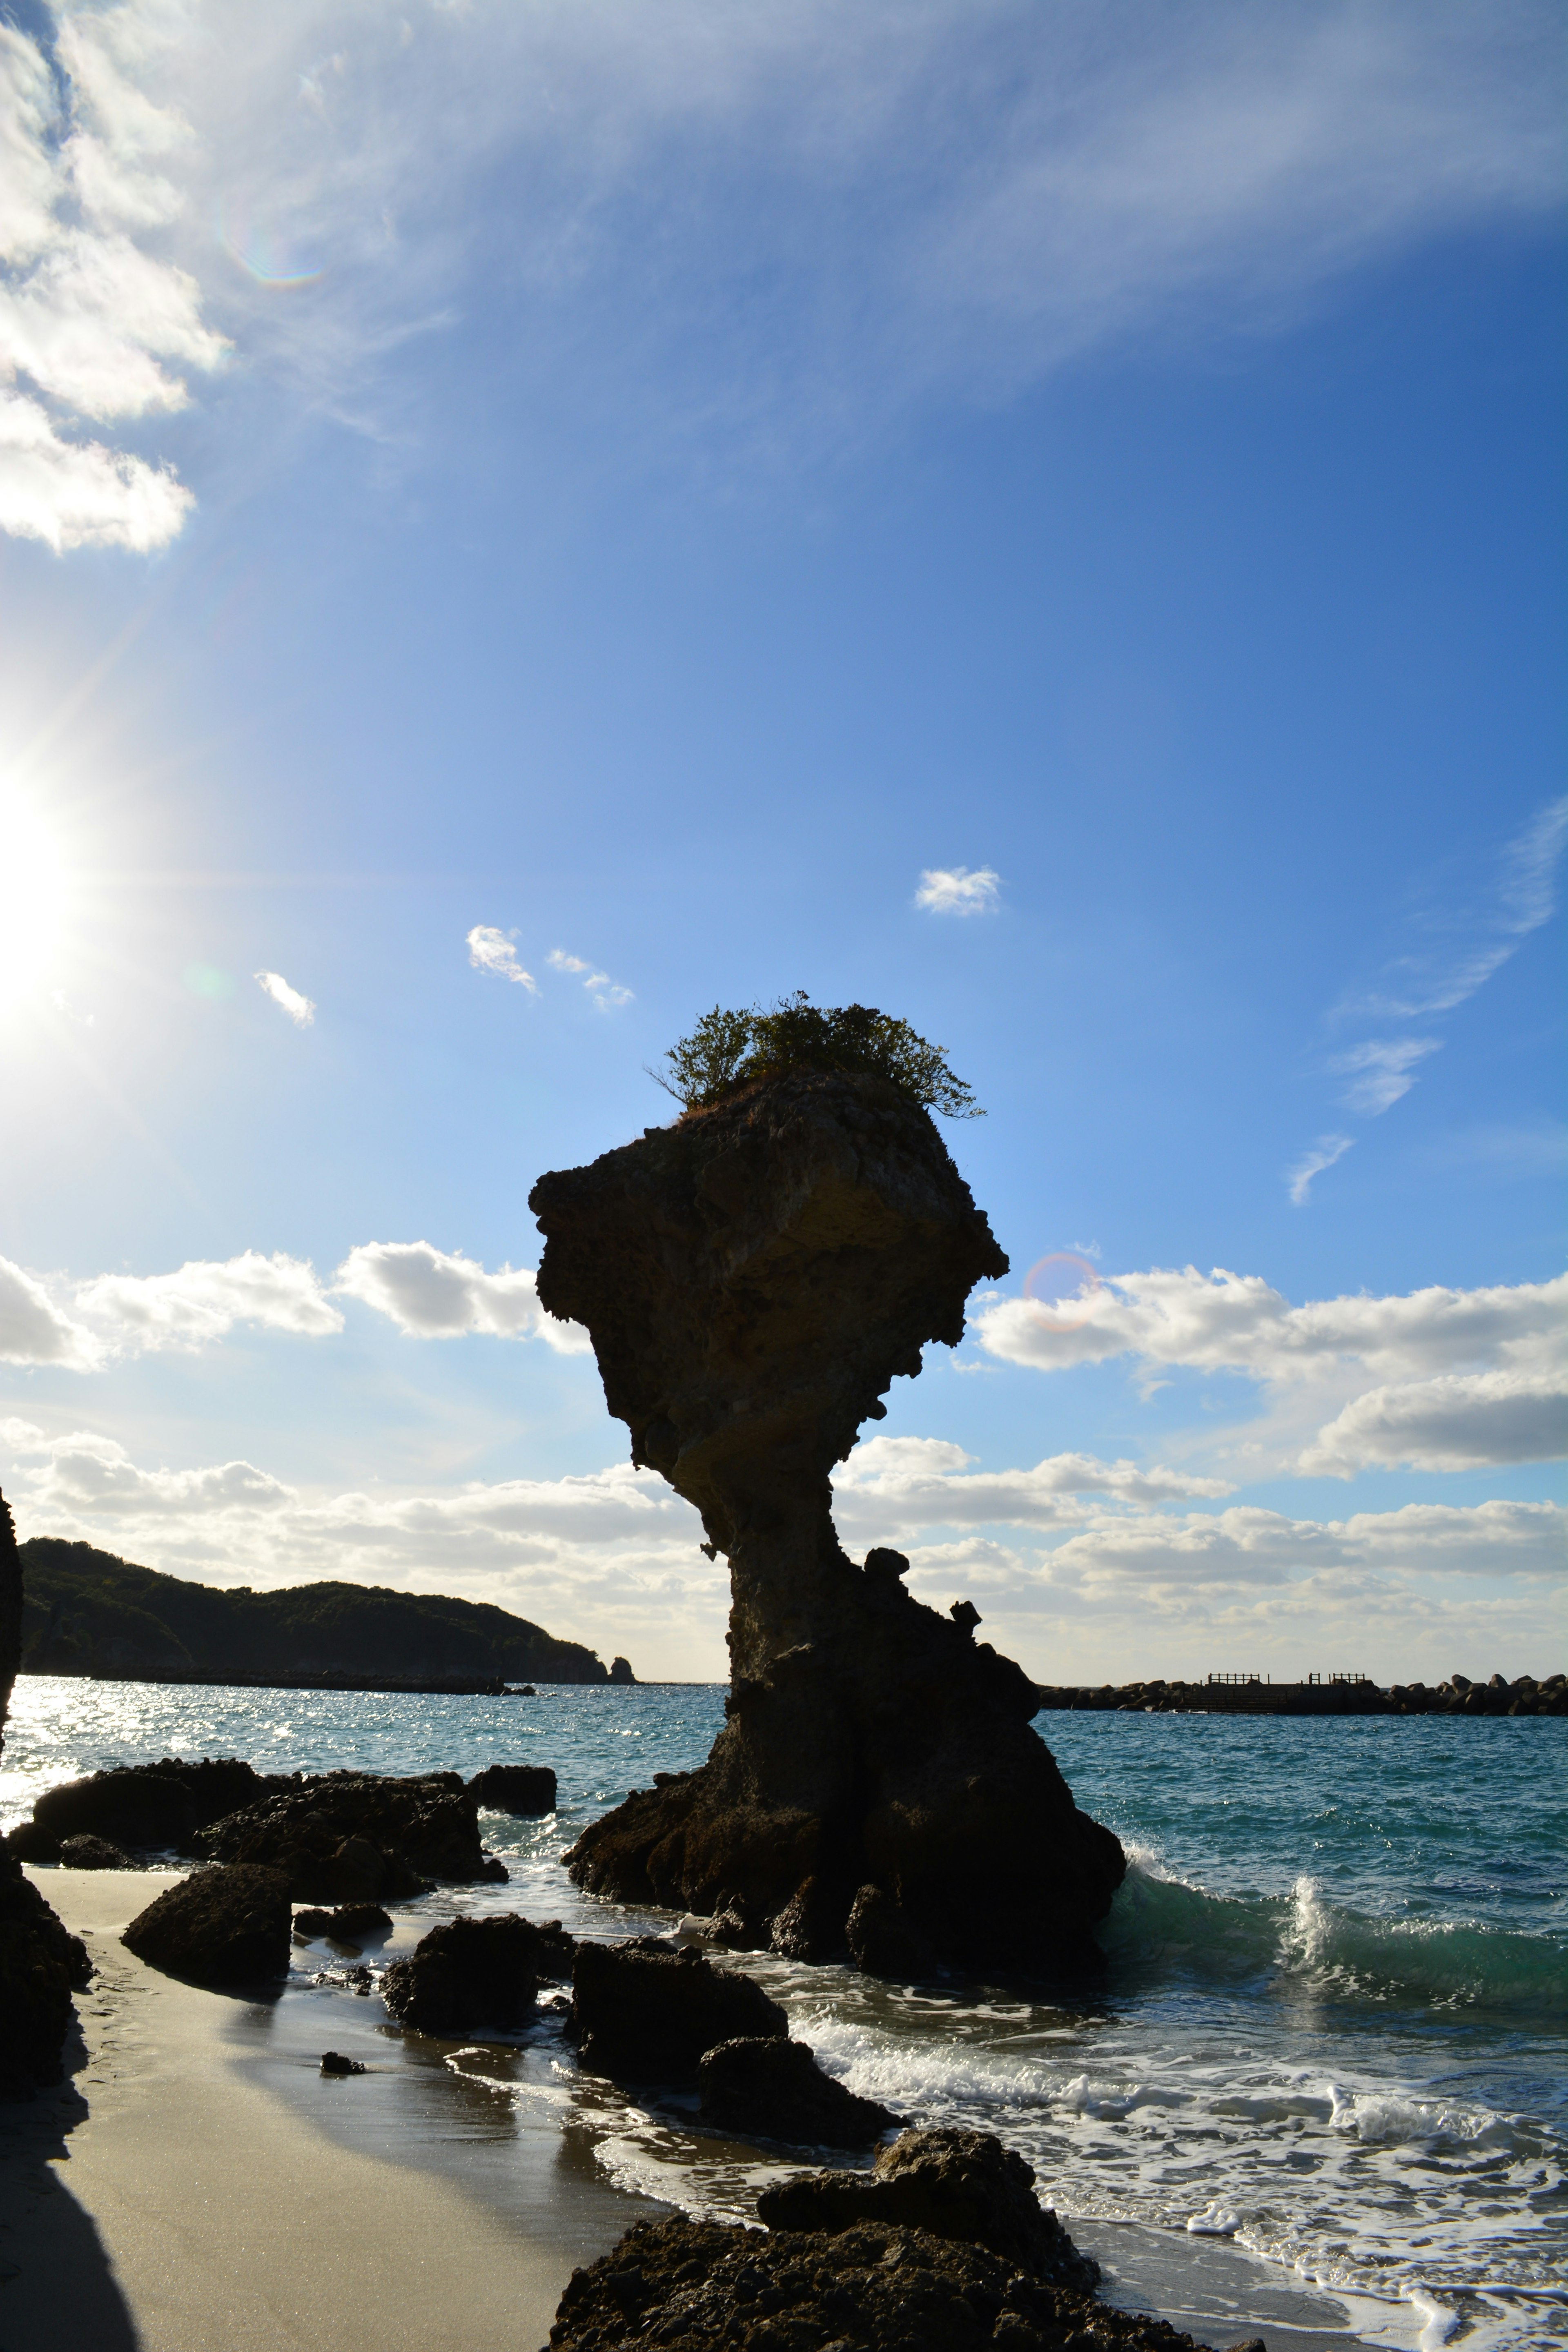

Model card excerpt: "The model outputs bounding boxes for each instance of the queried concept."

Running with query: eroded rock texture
[530,1071,1125,1973]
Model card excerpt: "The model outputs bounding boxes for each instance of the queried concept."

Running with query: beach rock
[0,1857,93,2099]
[532,1071,1125,1973]
[0,1490,96,2102]
[292,1901,393,1942]
[0,1487,18,1744]
[320,2050,365,2075]
[756,2127,1099,2287]
[548,2204,1154,2352]
[845,1880,937,1978]
[122,1863,292,1985]
[697,2034,900,2147]
[468,1764,557,1814]
[4,1756,290,1863]
[382,1912,574,2034]
[58,1834,135,1869]
[569,1936,787,2080]
[191,1771,508,1900]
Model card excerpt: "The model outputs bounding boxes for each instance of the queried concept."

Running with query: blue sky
[0,0,1562,1681]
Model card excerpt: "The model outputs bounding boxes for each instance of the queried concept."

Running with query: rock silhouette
[531,1069,1125,1972]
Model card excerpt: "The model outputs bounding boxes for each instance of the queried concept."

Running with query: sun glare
[0,789,71,1009]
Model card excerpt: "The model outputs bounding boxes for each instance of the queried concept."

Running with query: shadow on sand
[0,2015,137,2352]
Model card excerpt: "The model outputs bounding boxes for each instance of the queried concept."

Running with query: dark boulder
[756,2126,1099,2289]
[569,1937,787,2080]
[0,1490,95,2101]
[0,1859,92,2099]
[320,2050,365,2075]
[845,1881,937,1978]
[13,1757,289,1862]
[533,1072,1125,1973]
[58,1834,135,1869]
[292,1902,393,1942]
[698,2035,900,2147]
[122,1864,292,1985]
[468,1764,557,1815]
[192,1771,507,1902]
[548,2207,1177,2352]
[382,1912,574,2034]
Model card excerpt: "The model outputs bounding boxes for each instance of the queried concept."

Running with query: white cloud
[332,1240,591,1353]
[1330,1036,1441,1115]
[833,1432,1229,1535]
[1299,1370,1568,1476]
[976,1264,1567,1388]
[74,1251,344,1349]
[467,926,538,991]
[0,1257,99,1370]
[1038,1498,1564,1588]
[1287,1134,1353,1205]
[27,1430,292,1518]
[914,866,1000,917]
[3,1414,1556,1683]
[548,948,633,1009]
[254,969,316,1026]
[0,386,195,551]
[0,12,225,550]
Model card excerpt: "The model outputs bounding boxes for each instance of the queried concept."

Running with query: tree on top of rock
[651,992,982,1118]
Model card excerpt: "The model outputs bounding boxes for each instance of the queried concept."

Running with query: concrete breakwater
[1035,1672,1566,1717]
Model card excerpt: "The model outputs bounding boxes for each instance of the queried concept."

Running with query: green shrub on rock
[653,991,981,1118]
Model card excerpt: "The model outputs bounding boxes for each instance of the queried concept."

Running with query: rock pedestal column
[530,1071,1124,1972]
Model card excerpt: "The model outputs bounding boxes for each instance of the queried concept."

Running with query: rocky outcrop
[698,2035,900,2147]
[468,1763,557,1813]
[189,1771,508,1901]
[569,1936,788,2080]
[381,1913,574,2033]
[4,1755,292,1861]
[531,1071,1125,1973]
[0,1860,93,2098]
[0,1486,94,2099]
[122,1864,292,1985]
[58,1835,134,1869]
[546,2132,1227,2352]
[756,2127,1097,2287]
[292,1901,393,1942]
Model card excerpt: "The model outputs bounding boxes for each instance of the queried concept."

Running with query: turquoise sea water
[4,1679,1564,2352]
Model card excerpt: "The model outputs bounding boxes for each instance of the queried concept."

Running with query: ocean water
[4,1678,1564,2352]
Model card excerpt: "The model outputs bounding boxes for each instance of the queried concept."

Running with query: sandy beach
[0,1868,639,2352]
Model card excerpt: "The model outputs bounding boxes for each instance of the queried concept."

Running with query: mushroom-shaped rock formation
[530,1069,1125,1971]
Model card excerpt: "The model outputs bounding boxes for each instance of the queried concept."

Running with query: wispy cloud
[1339,794,1568,1024]
[254,969,315,1026]
[1287,1134,1353,1205]
[4,2,1560,544]
[1329,1036,1441,1115]
[548,948,633,1009]
[466,926,538,991]
[915,865,1001,917]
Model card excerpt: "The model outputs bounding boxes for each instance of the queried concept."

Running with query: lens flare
[217,196,323,289]
[1022,1252,1103,1332]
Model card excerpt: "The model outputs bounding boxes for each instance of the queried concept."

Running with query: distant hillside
[18,1539,630,1688]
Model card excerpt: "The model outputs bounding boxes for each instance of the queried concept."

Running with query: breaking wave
[1102,1849,1566,2014]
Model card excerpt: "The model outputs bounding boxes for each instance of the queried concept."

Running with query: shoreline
[0,1868,656,2352]
[0,1867,1377,2352]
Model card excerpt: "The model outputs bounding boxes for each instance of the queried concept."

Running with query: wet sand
[0,1869,643,2352]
